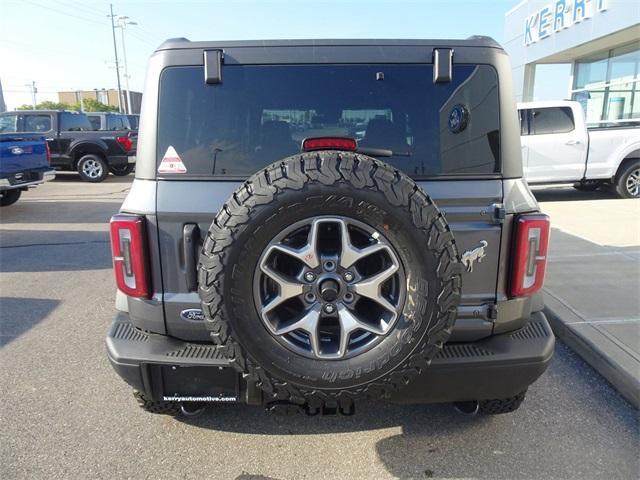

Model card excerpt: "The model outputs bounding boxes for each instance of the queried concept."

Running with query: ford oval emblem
[448,104,469,134]
[180,309,205,321]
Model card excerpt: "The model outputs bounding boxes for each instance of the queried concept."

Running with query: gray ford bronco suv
[106,37,554,417]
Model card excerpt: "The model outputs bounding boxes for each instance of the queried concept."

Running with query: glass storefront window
[609,44,640,83]
[575,52,609,89]
[572,41,640,127]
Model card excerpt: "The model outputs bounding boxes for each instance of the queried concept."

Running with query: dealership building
[504,0,640,126]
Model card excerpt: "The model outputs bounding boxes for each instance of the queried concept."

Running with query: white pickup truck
[518,100,640,198]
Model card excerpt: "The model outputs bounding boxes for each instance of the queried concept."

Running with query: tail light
[302,137,357,152]
[44,141,51,164]
[510,214,550,297]
[110,214,150,298]
[116,135,133,152]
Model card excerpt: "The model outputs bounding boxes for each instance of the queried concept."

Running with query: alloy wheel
[254,216,406,360]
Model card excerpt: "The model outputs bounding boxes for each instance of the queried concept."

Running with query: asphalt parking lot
[1,175,639,480]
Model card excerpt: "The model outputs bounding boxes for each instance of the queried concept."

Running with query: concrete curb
[544,294,640,410]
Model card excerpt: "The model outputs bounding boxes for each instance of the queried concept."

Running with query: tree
[16,101,72,110]
[74,98,119,112]
[15,99,118,112]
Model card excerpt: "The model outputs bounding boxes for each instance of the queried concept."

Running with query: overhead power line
[57,0,106,19]
[126,30,158,48]
[23,0,108,27]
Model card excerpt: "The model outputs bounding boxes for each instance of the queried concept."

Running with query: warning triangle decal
[158,146,187,174]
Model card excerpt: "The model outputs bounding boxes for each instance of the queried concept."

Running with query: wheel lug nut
[323,304,335,314]
[343,271,354,282]
[304,272,316,282]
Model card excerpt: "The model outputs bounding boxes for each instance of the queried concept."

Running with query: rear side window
[530,107,574,135]
[23,114,52,132]
[108,115,128,130]
[88,115,101,130]
[0,114,18,133]
[127,115,139,129]
[157,64,501,178]
[60,112,92,131]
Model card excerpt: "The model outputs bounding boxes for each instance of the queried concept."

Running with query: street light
[116,16,137,115]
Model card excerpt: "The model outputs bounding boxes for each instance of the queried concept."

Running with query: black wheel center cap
[319,279,340,302]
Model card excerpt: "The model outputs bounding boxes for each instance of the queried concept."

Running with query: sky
[0,0,567,110]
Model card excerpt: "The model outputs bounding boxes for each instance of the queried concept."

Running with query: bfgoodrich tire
[478,390,527,415]
[198,151,462,407]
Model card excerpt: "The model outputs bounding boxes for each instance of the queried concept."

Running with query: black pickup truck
[0,110,136,182]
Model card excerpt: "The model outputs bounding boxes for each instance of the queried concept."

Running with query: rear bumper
[0,168,55,191]
[108,153,136,167]
[106,311,554,404]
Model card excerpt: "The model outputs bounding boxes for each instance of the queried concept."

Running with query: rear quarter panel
[586,127,640,179]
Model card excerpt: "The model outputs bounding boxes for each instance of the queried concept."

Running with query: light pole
[108,4,123,113]
[117,16,137,114]
[25,81,37,109]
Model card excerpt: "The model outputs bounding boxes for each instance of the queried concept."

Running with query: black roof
[156,36,502,52]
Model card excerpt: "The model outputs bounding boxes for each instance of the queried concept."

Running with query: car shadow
[175,343,639,479]
[0,229,111,272]
[0,200,121,224]
[0,297,60,347]
[178,399,486,436]
[52,172,134,184]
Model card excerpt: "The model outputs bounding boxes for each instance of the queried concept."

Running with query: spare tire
[198,151,462,407]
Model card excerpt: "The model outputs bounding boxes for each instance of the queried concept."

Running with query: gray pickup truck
[106,37,555,418]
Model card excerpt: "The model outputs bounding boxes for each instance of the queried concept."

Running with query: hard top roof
[155,36,502,52]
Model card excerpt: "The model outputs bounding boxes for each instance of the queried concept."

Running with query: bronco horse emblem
[461,241,488,273]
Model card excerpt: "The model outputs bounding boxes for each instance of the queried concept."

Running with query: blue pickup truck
[0,133,55,206]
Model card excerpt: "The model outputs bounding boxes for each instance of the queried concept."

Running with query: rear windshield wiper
[356,147,411,158]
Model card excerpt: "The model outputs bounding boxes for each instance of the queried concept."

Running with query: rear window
[157,64,500,178]
[529,107,575,135]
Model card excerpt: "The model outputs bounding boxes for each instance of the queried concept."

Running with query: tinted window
[157,64,500,178]
[530,107,574,135]
[0,114,18,133]
[127,115,139,129]
[60,112,92,131]
[87,115,101,130]
[107,115,130,130]
[23,114,52,132]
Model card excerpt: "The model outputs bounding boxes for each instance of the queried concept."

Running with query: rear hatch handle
[183,224,200,291]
